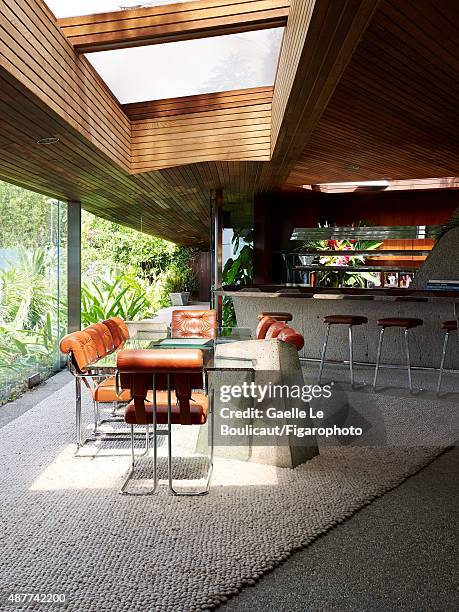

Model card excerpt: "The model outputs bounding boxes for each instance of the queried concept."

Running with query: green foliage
[81,211,197,315]
[81,270,153,326]
[222,229,254,327]
[0,182,57,249]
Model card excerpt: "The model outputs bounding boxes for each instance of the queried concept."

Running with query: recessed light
[36,137,60,145]
[316,180,390,187]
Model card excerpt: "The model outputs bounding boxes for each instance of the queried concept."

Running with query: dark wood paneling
[263,0,379,191]
[285,0,459,188]
[57,0,289,52]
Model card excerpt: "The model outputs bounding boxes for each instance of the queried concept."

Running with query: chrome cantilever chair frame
[119,372,214,497]
[68,353,148,458]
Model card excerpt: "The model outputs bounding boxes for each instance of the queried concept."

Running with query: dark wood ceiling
[0,0,458,246]
[285,0,459,189]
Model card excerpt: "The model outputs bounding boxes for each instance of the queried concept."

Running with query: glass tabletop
[88,327,254,372]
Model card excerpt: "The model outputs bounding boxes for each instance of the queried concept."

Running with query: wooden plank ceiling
[57,0,290,52]
[0,0,458,246]
[284,0,459,190]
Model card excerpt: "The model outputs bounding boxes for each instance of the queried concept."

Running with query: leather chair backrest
[102,318,125,347]
[60,331,99,372]
[85,322,115,358]
[118,349,204,425]
[256,316,276,339]
[111,316,130,341]
[277,327,305,351]
[171,309,217,338]
[265,321,288,339]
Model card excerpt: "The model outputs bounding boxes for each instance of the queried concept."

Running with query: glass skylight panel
[45,1,188,18]
[86,28,284,104]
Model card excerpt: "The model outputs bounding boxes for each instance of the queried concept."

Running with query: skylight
[46,1,188,18]
[86,28,284,104]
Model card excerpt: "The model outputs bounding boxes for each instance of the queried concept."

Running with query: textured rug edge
[203,445,452,612]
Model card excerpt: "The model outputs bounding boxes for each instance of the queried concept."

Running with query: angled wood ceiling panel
[284,0,459,188]
[128,87,273,172]
[263,0,380,191]
[0,0,131,170]
[57,0,289,52]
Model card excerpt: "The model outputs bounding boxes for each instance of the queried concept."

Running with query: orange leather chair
[102,317,130,347]
[117,348,212,496]
[278,327,305,351]
[265,321,288,339]
[60,325,130,452]
[171,309,217,339]
[256,316,277,339]
[85,322,115,357]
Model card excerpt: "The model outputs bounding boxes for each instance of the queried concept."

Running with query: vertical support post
[67,201,81,333]
[210,189,223,326]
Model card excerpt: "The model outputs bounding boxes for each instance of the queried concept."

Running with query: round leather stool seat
[257,311,293,322]
[324,315,368,326]
[442,320,458,331]
[377,317,423,329]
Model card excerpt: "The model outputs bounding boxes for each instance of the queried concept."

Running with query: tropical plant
[222,229,254,326]
[0,247,57,331]
[80,270,152,326]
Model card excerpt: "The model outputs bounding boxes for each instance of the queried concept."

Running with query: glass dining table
[90,326,255,373]
[73,327,255,452]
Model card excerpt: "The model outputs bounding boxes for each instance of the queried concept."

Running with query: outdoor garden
[0,180,197,403]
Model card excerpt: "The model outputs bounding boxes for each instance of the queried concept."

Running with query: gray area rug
[0,380,455,612]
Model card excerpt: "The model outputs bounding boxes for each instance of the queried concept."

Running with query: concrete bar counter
[224,287,459,370]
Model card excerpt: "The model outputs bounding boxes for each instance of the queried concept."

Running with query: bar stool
[437,320,458,395]
[373,317,423,393]
[318,315,368,387]
[257,311,293,322]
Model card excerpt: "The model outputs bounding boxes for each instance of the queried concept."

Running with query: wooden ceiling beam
[57,0,290,53]
[260,0,380,192]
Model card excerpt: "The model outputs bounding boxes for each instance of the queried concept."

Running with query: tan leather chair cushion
[59,331,99,372]
[171,309,217,338]
[111,316,130,341]
[257,311,293,322]
[377,317,423,328]
[125,392,208,425]
[324,315,368,326]
[265,321,288,339]
[85,323,115,358]
[256,316,276,339]
[93,377,131,403]
[277,327,305,351]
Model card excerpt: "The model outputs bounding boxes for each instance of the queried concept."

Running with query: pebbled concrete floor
[1,368,457,612]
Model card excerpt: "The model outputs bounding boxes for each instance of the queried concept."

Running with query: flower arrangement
[294,223,383,288]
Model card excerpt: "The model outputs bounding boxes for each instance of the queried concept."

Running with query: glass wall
[0,181,67,404]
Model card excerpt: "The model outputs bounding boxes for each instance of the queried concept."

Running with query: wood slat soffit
[57,0,290,52]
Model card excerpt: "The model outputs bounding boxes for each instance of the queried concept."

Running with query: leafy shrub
[81,270,153,326]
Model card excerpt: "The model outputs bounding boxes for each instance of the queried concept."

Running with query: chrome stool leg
[318,323,331,384]
[348,325,354,387]
[404,328,413,393]
[373,327,385,391]
[436,331,450,396]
